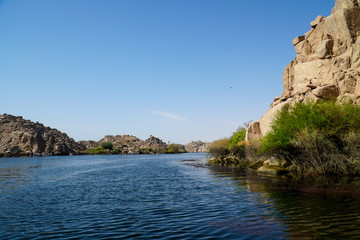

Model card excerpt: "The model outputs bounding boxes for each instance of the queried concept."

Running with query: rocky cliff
[0,114,85,157]
[140,135,168,150]
[246,0,360,141]
[185,141,209,152]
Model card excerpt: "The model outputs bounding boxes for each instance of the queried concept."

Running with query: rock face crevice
[246,0,360,141]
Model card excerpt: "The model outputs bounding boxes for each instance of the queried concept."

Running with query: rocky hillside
[80,135,181,154]
[185,141,209,152]
[246,0,360,141]
[98,135,143,147]
[140,135,168,149]
[0,113,209,157]
[0,114,85,157]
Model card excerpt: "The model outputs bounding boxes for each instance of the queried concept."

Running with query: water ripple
[1,154,360,239]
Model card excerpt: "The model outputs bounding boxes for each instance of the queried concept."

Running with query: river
[1,153,360,239]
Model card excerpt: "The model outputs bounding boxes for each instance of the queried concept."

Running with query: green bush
[208,125,250,168]
[165,144,186,154]
[261,101,360,175]
[228,128,246,149]
[100,142,113,150]
[261,101,360,153]
[112,148,122,154]
[84,147,105,155]
[208,139,230,159]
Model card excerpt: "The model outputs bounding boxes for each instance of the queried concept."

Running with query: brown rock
[257,165,289,176]
[313,85,340,98]
[311,15,325,27]
[185,141,209,152]
[295,40,312,55]
[306,83,318,89]
[317,39,334,59]
[338,77,356,94]
[292,36,305,46]
[334,0,359,11]
[0,114,84,157]
[245,122,262,141]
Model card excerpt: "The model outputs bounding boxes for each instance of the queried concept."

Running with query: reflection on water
[208,165,360,239]
[0,154,360,239]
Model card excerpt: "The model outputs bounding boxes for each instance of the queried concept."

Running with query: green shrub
[261,101,360,175]
[261,101,360,153]
[140,147,153,154]
[165,144,186,154]
[208,125,250,168]
[84,147,105,155]
[208,139,230,159]
[228,128,246,149]
[112,148,122,154]
[100,142,113,150]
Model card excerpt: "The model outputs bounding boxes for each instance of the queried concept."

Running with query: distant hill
[0,114,208,157]
[0,114,84,157]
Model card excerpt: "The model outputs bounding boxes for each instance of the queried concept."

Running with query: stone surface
[256,165,289,175]
[245,121,262,141]
[317,39,333,59]
[311,15,325,27]
[269,157,281,166]
[249,159,266,170]
[312,85,340,98]
[0,114,85,157]
[293,36,305,46]
[246,0,360,140]
[334,0,359,11]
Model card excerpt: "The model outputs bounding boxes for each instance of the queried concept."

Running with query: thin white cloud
[151,110,187,121]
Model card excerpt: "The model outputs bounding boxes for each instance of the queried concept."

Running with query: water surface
[1,153,360,239]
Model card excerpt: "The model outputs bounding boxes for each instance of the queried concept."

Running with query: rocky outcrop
[140,135,168,150]
[81,134,184,154]
[0,114,85,157]
[246,0,360,141]
[78,140,99,149]
[185,141,209,152]
[99,135,143,149]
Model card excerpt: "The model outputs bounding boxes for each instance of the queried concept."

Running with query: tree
[100,142,113,150]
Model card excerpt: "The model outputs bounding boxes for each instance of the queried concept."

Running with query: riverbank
[208,101,360,177]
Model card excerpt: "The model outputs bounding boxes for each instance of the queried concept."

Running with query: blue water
[1,153,360,239]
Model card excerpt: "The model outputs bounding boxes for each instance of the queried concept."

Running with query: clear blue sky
[0,0,334,144]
